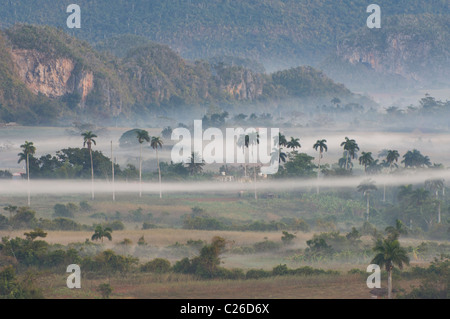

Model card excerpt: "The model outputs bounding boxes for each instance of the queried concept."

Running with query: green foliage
[172,237,227,279]
[142,222,158,230]
[0,170,12,179]
[10,207,37,229]
[245,269,271,279]
[0,266,43,299]
[97,283,113,299]
[140,258,171,273]
[81,250,138,274]
[0,234,80,269]
[102,221,125,231]
[91,225,113,243]
[281,231,296,245]
[53,203,77,218]
[399,256,449,299]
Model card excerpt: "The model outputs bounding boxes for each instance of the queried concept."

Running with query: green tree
[91,225,112,243]
[151,136,164,199]
[97,283,113,299]
[186,152,205,176]
[136,129,150,197]
[359,152,374,174]
[81,131,97,200]
[286,137,301,150]
[340,137,359,171]
[3,205,17,220]
[18,141,36,206]
[371,236,409,299]
[313,139,327,194]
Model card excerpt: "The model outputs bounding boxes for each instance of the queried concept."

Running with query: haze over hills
[0,25,357,125]
[0,0,448,92]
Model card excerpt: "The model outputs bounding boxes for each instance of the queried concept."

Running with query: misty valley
[0,0,449,302]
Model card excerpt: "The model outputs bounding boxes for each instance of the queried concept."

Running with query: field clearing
[38,272,423,299]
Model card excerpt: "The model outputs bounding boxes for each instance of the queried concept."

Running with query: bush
[10,207,37,229]
[0,170,12,179]
[0,266,43,299]
[104,220,125,231]
[142,222,158,230]
[81,250,138,274]
[272,264,290,276]
[79,201,92,212]
[140,258,171,273]
[172,257,193,274]
[97,283,113,299]
[183,216,226,230]
[281,231,296,245]
[214,267,245,280]
[246,269,271,279]
[53,203,76,218]
[0,215,9,230]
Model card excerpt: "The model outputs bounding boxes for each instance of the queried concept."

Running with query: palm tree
[357,179,377,221]
[186,152,205,175]
[276,133,288,148]
[151,136,163,199]
[237,133,249,177]
[313,139,327,194]
[81,131,97,200]
[380,150,400,202]
[91,225,113,243]
[386,150,400,169]
[340,137,359,170]
[136,130,150,197]
[286,137,301,150]
[371,236,409,299]
[18,141,36,206]
[359,152,374,174]
[3,205,17,220]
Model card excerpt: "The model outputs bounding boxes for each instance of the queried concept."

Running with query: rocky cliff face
[221,68,263,100]
[336,33,431,82]
[10,49,94,103]
[331,15,450,89]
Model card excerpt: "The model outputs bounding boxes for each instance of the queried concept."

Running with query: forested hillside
[0,0,448,69]
[0,25,354,125]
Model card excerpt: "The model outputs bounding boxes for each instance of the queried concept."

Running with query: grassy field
[37,271,423,299]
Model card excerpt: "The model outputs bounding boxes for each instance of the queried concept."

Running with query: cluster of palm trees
[17,130,165,203]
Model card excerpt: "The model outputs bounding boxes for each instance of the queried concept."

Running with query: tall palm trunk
[139,143,142,197]
[387,268,393,299]
[345,151,350,170]
[317,151,322,194]
[156,148,162,199]
[27,153,30,206]
[90,148,94,200]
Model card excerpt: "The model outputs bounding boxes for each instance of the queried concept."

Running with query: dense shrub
[53,203,77,218]
[140,258,171,273]
[246,269,271,279]
[142,222,158,230]
[81,250,138,274]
